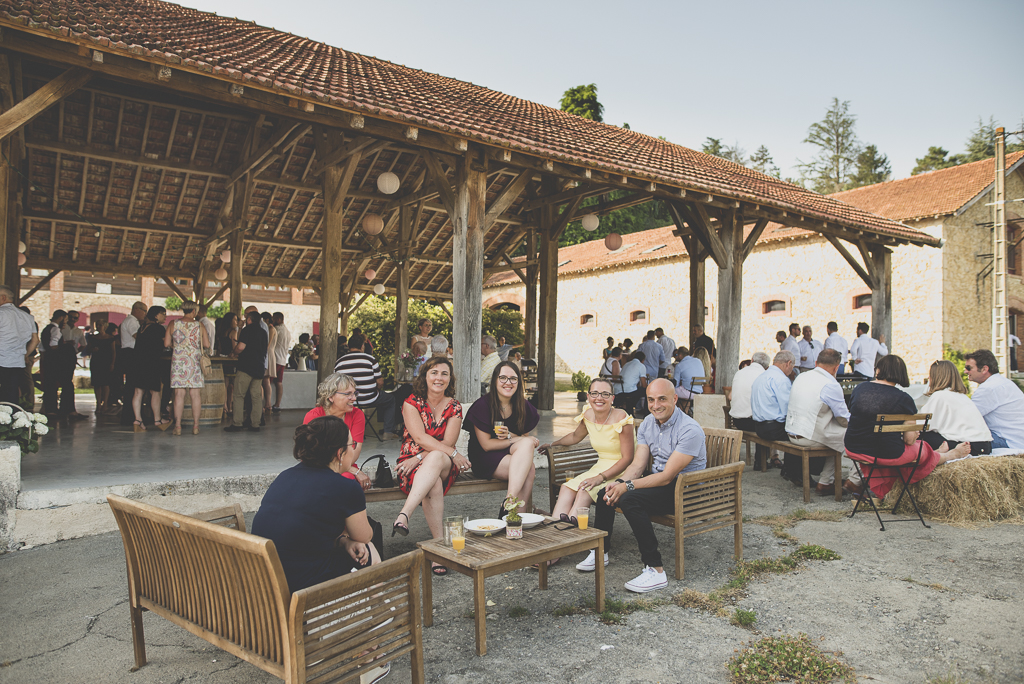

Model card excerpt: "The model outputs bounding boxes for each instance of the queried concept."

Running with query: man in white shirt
[1010,333,1020,372]
[729,351,770,466]
[781,323,801,355]
[119,301,148,425]
[655,328,676,376]
[785,349,851,495]
[822,321,849,370]
[965,349,1024,450]
[797,325,822,374]
[480,335,501,385]
[0,285,38,405]
[849,322,888,377]
[271,311,292,412]
[40,309,67,417]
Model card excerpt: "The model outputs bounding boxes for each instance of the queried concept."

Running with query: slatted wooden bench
[740,432,843,503]
[547,427,744,579]
[363,473,507,503]
[107,494,425,683]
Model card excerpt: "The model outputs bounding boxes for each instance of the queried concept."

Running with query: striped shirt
[334,351,381,405]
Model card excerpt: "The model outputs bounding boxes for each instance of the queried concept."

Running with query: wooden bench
[363,473,507,503]
[107,494,425,683]
[739,432,843,503]
[547,428,744,579]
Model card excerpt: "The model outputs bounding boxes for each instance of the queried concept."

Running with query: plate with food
[502,512,544,529]
[465,519,506,536]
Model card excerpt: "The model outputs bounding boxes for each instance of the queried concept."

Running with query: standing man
[480,335,501,383]
[781,323,801,357]
[785,349,849,494]
[822,321,849,371]
[797,325,822,374]
[1009,332,1020,373]
[588,378,706,592]
[849,322,888,377]
[495,336,522,362]
[271,311,291,413]
[60,311,88,419]
[335,333,399,440]
[119,301,148,425]
[775,330,787,349]
[197,303,216,355]
[655,328,675,377]
[0,285,38,405]
[965,349,1024,450]
[40,310,67,418]
[751,350,797,483]
[637,331,665,381]
[225,310,267,433]
[729,351,770,467]
[243,306,270,426]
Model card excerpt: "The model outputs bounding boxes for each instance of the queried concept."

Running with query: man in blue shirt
[613,350,648,416]
[637,331,665,380]
[751,350,796,481]
[586,378,706,593]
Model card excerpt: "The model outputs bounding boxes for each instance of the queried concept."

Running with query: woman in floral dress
[164,301,209,435]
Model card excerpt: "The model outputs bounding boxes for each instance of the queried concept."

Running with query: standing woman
[217,312,240,416]
[132,306,170,432]
[464,362,539,515]
[411,318,433,349]
[261,312,277,418]
[165,300,209,436]
[393,358,467,576]
[89,322,118,413]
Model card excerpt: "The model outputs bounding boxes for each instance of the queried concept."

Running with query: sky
[183,0,1024,181]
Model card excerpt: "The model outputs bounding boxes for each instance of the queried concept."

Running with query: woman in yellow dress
[539,378,635,521]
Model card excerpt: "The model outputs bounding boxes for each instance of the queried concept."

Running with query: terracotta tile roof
[831,152,1024,222]
[0,0,937,247]
[484,222,813,287]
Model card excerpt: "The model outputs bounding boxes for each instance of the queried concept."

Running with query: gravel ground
[1,464,1022,684]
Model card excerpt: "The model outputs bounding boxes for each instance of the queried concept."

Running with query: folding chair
[848,412,932,531]
[678,376,707,418]
[362,406,383,442]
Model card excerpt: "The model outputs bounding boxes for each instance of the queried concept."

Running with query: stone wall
[0,442,19,552]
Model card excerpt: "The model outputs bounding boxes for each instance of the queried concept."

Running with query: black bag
[360,454,395,489]
[367,516,384,560]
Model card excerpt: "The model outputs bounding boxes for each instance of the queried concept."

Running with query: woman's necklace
[592,407,611,425]
[499,402,511,418]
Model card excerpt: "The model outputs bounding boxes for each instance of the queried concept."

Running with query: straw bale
[883,453,1024,523]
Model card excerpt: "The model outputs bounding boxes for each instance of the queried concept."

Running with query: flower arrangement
[291,342,313,359]
[398,350,419,370]
[0,403,49,454]
[503,495,525,525]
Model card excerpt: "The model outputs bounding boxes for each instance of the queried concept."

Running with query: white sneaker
[360,661,391,684]
[575,550,610,572]
[624,566,668,593]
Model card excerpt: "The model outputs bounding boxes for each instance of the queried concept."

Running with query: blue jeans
[990,433,1008,450]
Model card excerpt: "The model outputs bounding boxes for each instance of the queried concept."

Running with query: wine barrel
[183,364,226,426]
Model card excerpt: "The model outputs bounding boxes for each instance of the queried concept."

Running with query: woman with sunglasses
[464,361,539,516]
[539,378,635,521]
[304,373,370,490]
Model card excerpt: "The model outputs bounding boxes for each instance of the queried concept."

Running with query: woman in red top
[304,373,371,490]
[392,357,468,574]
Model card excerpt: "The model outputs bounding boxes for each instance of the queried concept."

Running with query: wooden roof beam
[825,235,877,290]
[483,169,531,232]
[0,66,89,142]
[668,200,727,269]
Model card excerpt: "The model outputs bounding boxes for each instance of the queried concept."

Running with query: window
[763,300,786,314]
[854,294,872,309]
[630,310,646,322]
[580,313,595,326]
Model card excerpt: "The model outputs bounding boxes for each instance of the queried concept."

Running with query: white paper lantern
[17,253,27,266]
[604,232,622,251]
[581,213,599,232]
[362,213,384,235]
[364,268,377,281]
[18,240,27,253]
[373,283,385,295]
[220,250,231,263]
[376,171,400,195]
[214,267,228,280]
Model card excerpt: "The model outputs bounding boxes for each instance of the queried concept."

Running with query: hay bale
[883,453,1024,523]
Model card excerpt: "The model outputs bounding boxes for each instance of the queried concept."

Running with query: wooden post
[715,210,744,391]
[868,245,892,350]
[683,236,705,347]
[536,206,558,410]
[524,229,538,360]
[451,151,486,404]
[0,56,15,290]
[228,218,244,314]
[393,204,412,378]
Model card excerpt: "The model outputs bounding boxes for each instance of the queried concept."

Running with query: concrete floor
[20,393,583,492]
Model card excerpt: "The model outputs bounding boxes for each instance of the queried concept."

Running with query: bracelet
[450,448,458,459]
[416,454,423,461]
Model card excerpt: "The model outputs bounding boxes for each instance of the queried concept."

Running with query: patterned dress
[397,394,463,495]
[170,320,204,389]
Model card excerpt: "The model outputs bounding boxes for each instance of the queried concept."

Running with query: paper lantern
[364,268,376,281]
[17,253,26,266]
[220,250,231,263]
[604,232,622,251]
[373,283,385,295]
[362,213,384,235]
[581,213,599,232]
[214,267,228,280]
[17,240,27,253]
[376,171,400,195]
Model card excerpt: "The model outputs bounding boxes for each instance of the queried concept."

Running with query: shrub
[728,633,855,683]
[570,370,591,392]
[942,345,971,395]
[164,295,183,311]
[731,608,757,627]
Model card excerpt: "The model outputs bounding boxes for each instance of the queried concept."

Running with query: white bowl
[502,512,544,529]
[465,518,506,535]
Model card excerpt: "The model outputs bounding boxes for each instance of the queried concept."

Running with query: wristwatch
[625,480,635,491]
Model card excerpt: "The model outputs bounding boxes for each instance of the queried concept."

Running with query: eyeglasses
[497,375,519,385]
[333,390,357,398]
[588,391,613,399]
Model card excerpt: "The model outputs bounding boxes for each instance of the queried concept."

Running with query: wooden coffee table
[417,522,606,655]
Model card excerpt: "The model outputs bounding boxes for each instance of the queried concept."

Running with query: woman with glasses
[392,357,466,576]
[464,362,540,516]
[304,373,371,489]
[539,378,635,521]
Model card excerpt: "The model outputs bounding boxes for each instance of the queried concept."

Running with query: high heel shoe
[392,512,410,537]
[156,420,172,432]
[172,426,181,436]
[192,424,200,435]
[133,421,146,433]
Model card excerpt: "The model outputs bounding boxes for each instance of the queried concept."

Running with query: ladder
[993,128,1008,376]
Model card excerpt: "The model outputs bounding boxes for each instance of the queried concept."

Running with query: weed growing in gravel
[673,588,727,616]
[751,508,846,529]
[727,633,855,684]
[597,596,667,624]
[901,576,951,592]
[791,544,842,561]
[731,609,757,628]
[551,602,587,617]
[508,605,530,618]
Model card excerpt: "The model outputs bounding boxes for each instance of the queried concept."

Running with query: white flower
[0,413,10,425]
[33,413,47,424]
[0,405,12,415]
[13,414,30,429]
[34,424,48,436]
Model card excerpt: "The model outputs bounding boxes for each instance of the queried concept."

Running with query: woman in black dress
[131,306,170,432]
[89,323,118,414]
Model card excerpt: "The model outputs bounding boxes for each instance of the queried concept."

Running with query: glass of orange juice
[576,507,589,530]
[452,534,466,553]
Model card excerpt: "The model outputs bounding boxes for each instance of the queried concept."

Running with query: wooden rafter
[0,67,89,142]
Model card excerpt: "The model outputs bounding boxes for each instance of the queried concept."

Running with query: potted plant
[290,342,313,371]
[504,495,524,539]
[0,403,49,454]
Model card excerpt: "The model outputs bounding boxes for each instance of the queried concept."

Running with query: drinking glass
[452,532,466,554]
[576,507,590,530]
[443,515,462,546]
[447,519,465,552]
[493,420,508,439]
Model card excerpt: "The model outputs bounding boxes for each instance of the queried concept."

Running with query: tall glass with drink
[576,507,589,530]
[494,420,508,440]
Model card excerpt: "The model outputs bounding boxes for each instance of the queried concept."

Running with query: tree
[848,144,892,188]
[722,142,747,166]
[558,190,672,247]
[559,84,603,122]
[964,116,997,162]
[799,98,861,194]
[749,145,780,177]
[911,146,964,175]
[701,137,724,156]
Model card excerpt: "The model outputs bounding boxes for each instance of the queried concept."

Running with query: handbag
[359,454,395,489]
[200,351,213,379]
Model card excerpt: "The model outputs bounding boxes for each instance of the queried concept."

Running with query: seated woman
[539,378,634,520]
[392,357,467,576]
[919,360,992,456]
[599,347,623,392]
[410,340,428,377]
[252,416,380,593]
[844,355,971,499]
[464,362,539,516]
[304,373,370,490]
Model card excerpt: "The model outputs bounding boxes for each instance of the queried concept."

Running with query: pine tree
[911,146,965,175]
[559,84,604,122]
[848,144,892,188]
[749,145,780,177]
[702,137,724,156]
[799,98,861,194]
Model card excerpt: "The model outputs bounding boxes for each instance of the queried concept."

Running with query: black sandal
[392,512,410,537]
[431,563,448,576]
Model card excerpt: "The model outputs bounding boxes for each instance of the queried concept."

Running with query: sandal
[431,563,448,576]
[156,419,172,432]
[133,420,146,433]
[392,512,409,537]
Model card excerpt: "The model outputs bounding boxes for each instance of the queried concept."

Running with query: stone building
[483,153,1024,381]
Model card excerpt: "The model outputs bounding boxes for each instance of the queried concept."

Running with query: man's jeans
[594,480,676,569]
[991,433,1009,450]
